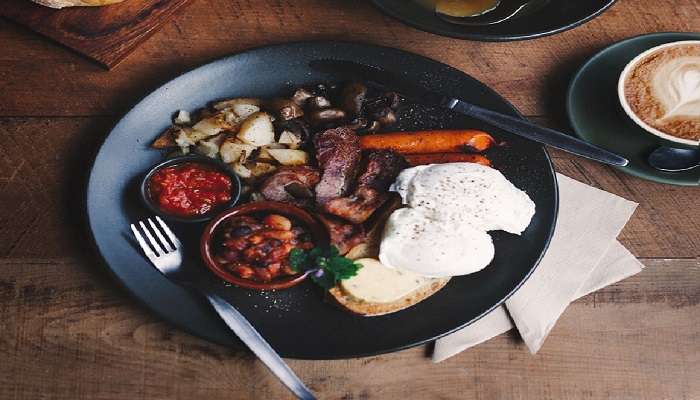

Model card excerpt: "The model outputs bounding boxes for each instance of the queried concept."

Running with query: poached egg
[379,163,535,277]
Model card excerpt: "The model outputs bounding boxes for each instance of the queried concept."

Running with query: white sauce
[379,163,535,277]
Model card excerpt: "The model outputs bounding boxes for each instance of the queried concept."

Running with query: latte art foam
[624,43,700,141]
[653,56,700,121]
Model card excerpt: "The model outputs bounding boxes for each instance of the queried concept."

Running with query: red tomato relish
[149,162,232,217]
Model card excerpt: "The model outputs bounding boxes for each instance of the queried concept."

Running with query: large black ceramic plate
[372,0,617,41]
[86,41,558,359]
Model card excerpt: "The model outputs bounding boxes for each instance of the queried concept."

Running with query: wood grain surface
[0,0,699,399]
[0,0,194,68]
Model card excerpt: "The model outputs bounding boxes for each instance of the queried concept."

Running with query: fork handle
[205,293,317,400]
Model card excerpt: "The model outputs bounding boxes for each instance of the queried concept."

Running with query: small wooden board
[0,0,194,69]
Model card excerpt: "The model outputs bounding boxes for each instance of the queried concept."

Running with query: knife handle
[206,293,316,400]
[450,100,628,166]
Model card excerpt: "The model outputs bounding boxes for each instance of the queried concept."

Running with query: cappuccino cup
[618,40,700,146]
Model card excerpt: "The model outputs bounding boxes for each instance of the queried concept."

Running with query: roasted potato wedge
[213,98,262,119]
[192,111,242,137]
[229,162,252,179]
[195,133,226,158]
[246,161,278,177]
[256,147,271,162]
[256,143,288,162]
[278,130,303,149]
[267,149,309,166]
[152,125,179,149]
[175,127,216,148]
[174,110,191,125]
[220,140,257,163]
[237,112,275,146]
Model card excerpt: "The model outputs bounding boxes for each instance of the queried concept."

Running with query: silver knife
[309,59,628,167]
[207,294,316,400]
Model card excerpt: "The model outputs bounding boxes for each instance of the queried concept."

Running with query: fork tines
[130,216,181,258]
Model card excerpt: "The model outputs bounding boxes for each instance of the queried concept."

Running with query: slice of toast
[329,196,450,317]
[327,277,451,317]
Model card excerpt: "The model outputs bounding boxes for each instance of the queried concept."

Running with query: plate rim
[566,31,700,187]
[85,40,559,359]
[370,0,618,42]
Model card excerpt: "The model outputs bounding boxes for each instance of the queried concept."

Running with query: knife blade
[309,59,629,167]
[206,293,316,399]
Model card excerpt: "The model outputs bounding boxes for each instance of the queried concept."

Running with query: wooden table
[1,1,698,398]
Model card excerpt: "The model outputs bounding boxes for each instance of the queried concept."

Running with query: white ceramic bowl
[617,40,700,147]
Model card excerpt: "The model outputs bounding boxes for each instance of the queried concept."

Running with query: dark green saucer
[567,32,700,186]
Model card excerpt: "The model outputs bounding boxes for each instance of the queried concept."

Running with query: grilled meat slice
[356,150,409,190]
[322,150,407,224]
[316,213,366,255]
[260,166,320,205]
[322,187,388,225]
[314,127,361,204]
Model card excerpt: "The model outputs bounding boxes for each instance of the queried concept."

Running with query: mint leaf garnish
[287,246,362,289]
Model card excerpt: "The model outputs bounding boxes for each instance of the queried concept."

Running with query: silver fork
[130,216,316,400]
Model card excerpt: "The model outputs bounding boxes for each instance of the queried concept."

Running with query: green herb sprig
[289,246,362,289]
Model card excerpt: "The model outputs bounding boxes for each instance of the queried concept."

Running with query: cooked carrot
[404,153,491,167]
[359,130,495,154]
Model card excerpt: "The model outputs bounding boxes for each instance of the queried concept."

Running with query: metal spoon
[647,146,700,172]
[436,0,540,26]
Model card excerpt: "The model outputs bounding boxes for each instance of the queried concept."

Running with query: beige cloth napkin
[433,174,644,362]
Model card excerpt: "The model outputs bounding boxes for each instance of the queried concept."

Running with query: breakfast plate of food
[371,0,617,41]
[86,41,558,359]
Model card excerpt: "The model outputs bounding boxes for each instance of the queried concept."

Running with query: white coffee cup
[617,40,700,147]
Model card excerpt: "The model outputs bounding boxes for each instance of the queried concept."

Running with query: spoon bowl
[647,146,700,172]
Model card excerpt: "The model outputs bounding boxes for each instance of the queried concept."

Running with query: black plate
[372,0,617,41]
[86,41,558,359]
